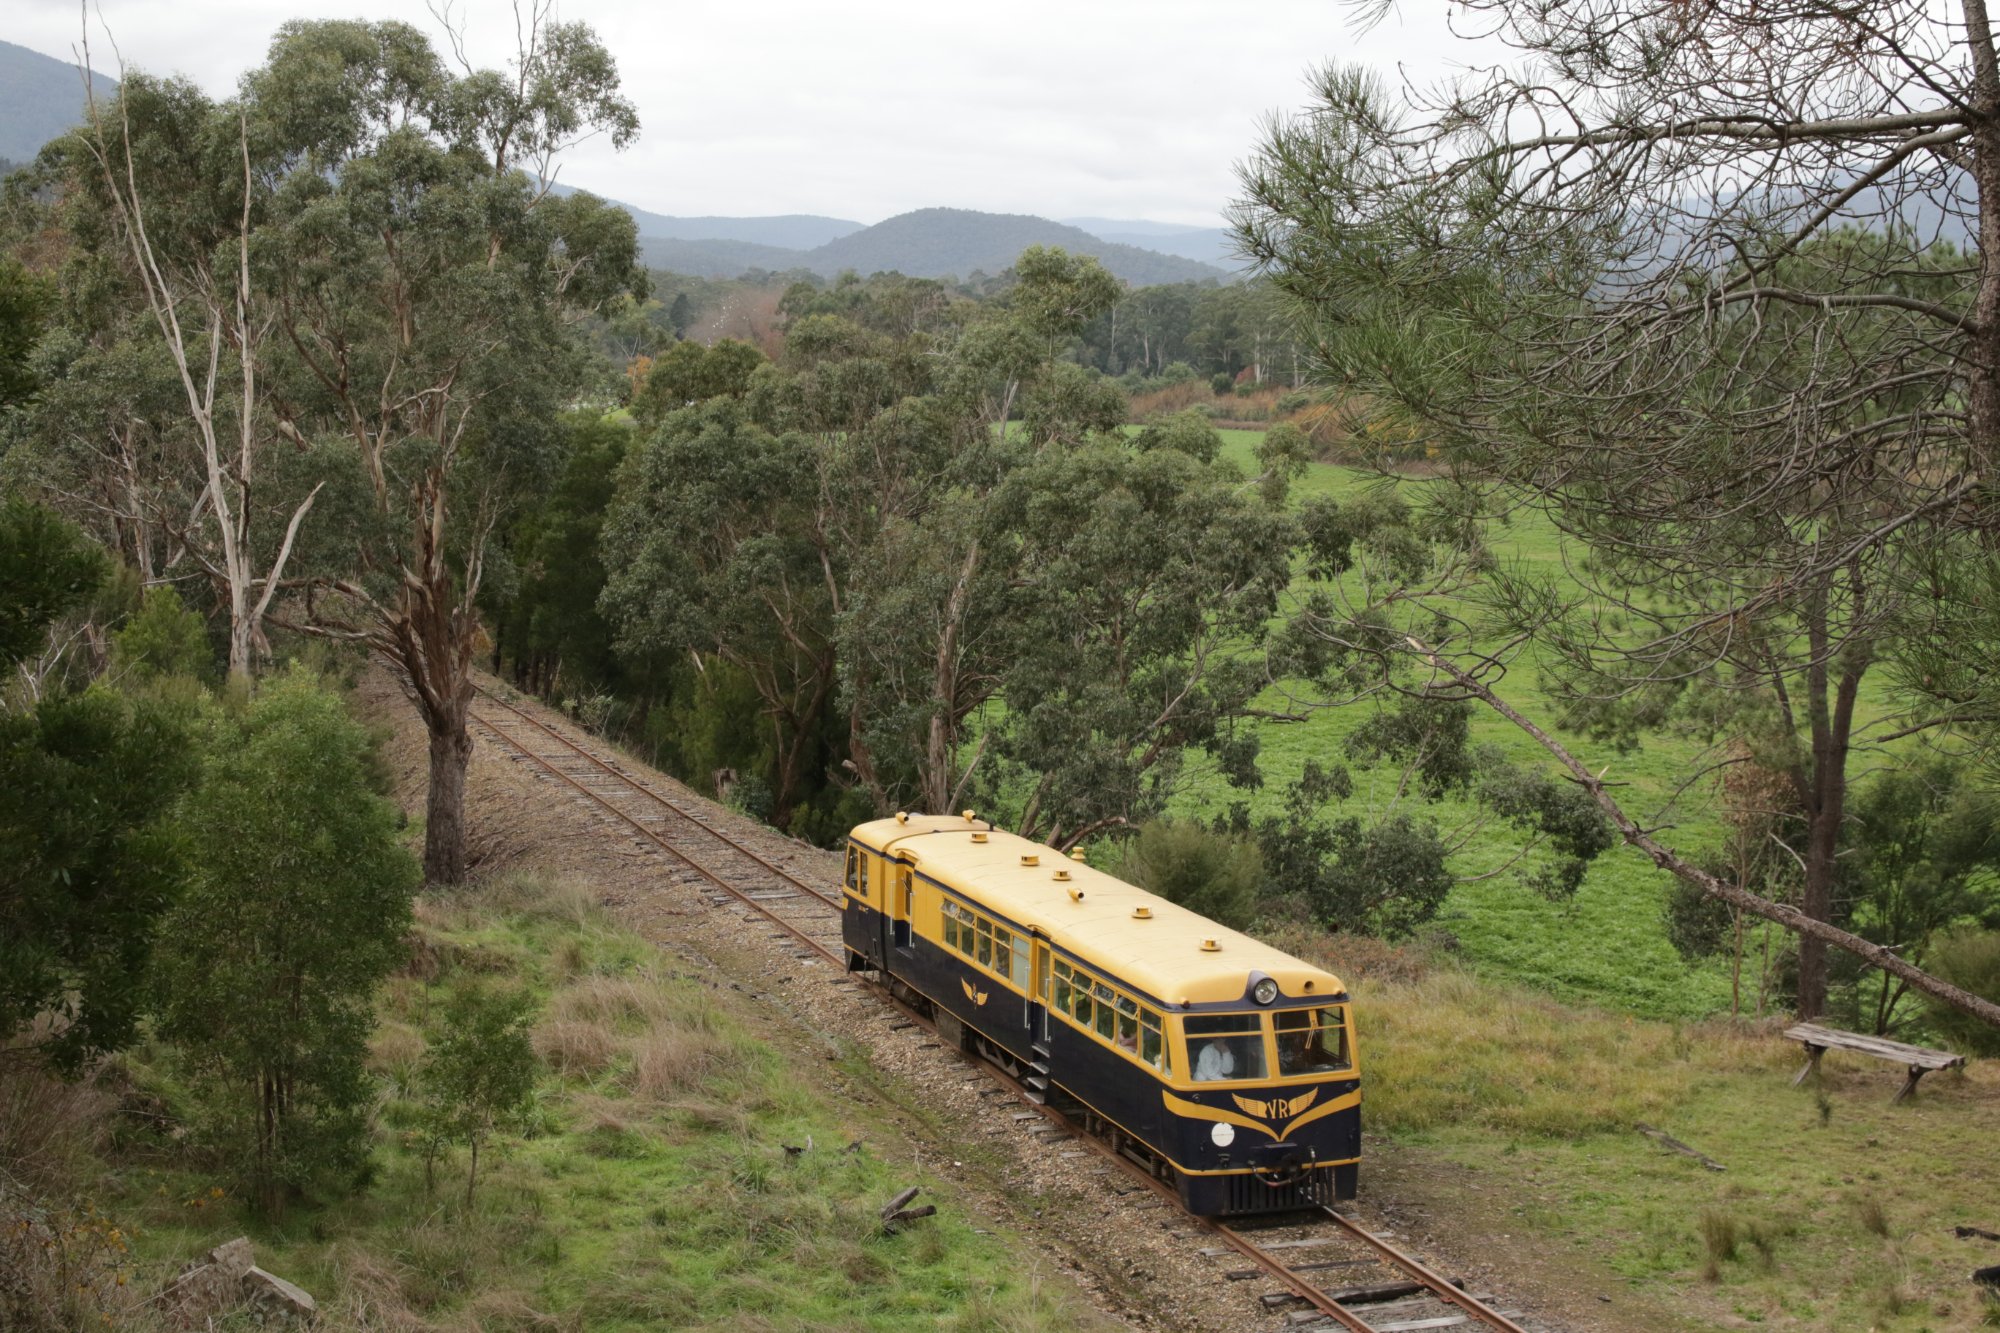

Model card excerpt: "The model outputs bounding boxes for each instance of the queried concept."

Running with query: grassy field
[1154,430,1756,1018]
[1175,427,1951,1022]
[28,871,1103,1332]
[1273,928,2000,1332]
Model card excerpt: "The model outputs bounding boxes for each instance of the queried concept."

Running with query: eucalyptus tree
[600,396,841,825]
[1236,0,2000,1028]
[25,71,323,678]
[0,258,44,410]
[241,17,640,883]
[986,414,1298,849]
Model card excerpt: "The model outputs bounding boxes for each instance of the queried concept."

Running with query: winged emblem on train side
[961,979,989,1006]
[1231,1088,1318,1122]
[1161,1086,1356,1142]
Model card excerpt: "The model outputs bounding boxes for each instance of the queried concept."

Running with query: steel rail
[468,683,1531,1332]
[1312,1209,1535,1333]
[470,681,837,904]
[467,703,847,969]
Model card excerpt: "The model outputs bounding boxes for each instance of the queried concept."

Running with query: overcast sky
[13,1,1481,227]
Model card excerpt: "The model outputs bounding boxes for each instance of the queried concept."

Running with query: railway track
[467,680,1546,1333]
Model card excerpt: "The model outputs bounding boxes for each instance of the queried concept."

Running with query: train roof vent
[1020,854,1039,867]
[1133,906,1153,920]
[1069,847,1087,861]
[1052,868,1071,882]
[1200,938,1221,952]
[962,809,977,821]
[970,831,989,843]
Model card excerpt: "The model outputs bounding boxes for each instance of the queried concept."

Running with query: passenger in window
[1190,1032,1266,1081]
[1194,1039,1237,1081]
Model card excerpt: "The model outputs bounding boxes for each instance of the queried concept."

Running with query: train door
[1030,936,1052,1042]
[891,862,915,953]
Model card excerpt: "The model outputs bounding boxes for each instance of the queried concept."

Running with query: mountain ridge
[0,39,119,164]
[616,205,1227,283]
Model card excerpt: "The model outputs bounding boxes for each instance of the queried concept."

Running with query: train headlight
[1211,1123,1235,1147]
[1252,977,1279,1005]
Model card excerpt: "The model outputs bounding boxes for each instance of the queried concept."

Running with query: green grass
[81,871,1105,1331]
[1177,431,1913,1020]
[1273,931,2000,1332]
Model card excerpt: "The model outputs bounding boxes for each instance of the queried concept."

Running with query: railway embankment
[351,666,1999,1331]
[410,669,1596,1331]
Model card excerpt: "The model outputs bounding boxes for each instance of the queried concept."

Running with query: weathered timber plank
[1783,1023,1965,1070]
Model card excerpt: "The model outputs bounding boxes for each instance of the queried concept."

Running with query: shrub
[1117,820,1263,931]
[1921,929,2000,1055]
[151,671,420,1216]
[1210,372,1234,396]
[111,585,213,681]
[415,983,539,1203]
[0,1178,130,1333]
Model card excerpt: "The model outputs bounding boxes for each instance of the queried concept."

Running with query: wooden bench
[1784,1022,1966,1103]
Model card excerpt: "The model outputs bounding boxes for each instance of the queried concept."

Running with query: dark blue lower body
[843,900,1361,1215]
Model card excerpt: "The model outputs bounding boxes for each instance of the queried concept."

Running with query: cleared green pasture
[1183,431,1785,1019]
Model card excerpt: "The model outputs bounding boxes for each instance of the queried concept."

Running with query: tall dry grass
[627,1028,734,1099]
[1127,381,1215,420]
[0,1056,114,1192]
[535,968,743,1103]
[1302,956,1798,1137]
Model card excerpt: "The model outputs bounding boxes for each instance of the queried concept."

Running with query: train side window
[1052,959,1073,1014]
[1186,1013,1269,1082]
[993,931,1011,978]
[1140,1011,1167,1073]
[1092,983,1116,1040]
[859,854,871,898]
[1115,997,1139,1054]
[1275,1006,1353,1075]
[844,846,860,896]
[1010,933,1031,990]
[942,902,960,951]
[972,918,990,966]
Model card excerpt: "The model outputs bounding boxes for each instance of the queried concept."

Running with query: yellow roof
[850,814,1348,1008]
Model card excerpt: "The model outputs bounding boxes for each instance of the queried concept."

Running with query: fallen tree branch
[1405,635,2000,1033]
[879,1186,936,1232]
[1636,1122,1726,1172]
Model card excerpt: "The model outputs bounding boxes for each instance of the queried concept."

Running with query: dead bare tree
[73,44,321,681]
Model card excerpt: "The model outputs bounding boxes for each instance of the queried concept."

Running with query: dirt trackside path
[359,666,1630,1332]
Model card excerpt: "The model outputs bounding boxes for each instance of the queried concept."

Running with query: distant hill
[607,201,1229,284]
[618,209,862,250]
[545,183,862,250]
[1069,222,1244,268]
[638,235,815,276]
[0,39,117,164]
[806,209,1223,284]
[1060,217,1215,237]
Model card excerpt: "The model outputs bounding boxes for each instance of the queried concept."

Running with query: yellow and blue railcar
[840,812,1360,1216]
